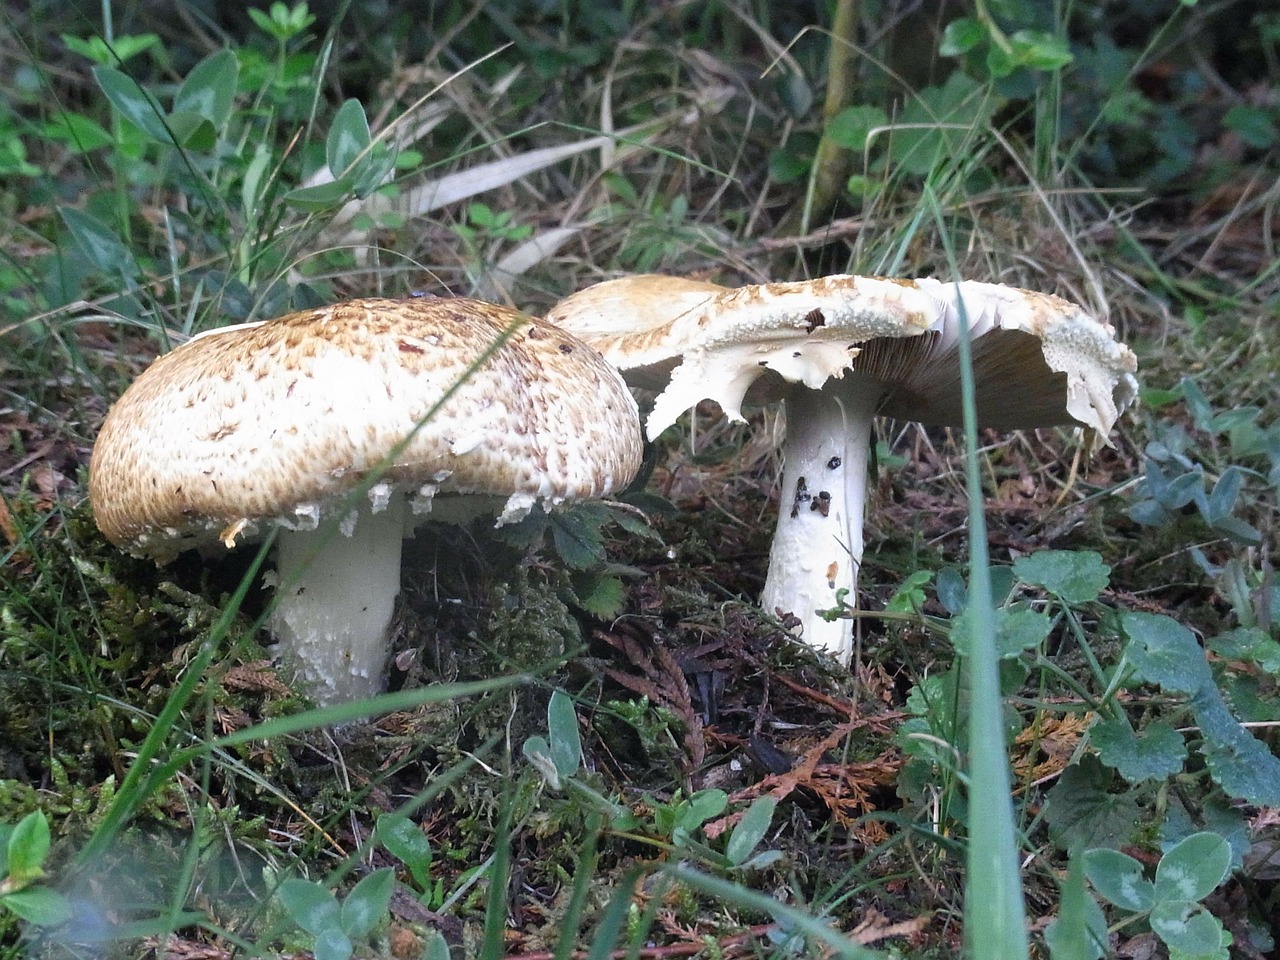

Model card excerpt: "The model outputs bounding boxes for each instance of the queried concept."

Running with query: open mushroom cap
[89,296,643,562]
[546,273,1139,446]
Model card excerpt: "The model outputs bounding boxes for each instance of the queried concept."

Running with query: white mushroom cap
[548,274,1137,446]
[90,296,642,561]
[89,296,643,704]
[546,273,1138,663]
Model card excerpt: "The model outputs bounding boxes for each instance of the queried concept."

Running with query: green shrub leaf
[1091,718,1185,782]
[1082,847,1154,912]
[0,887,73,926]
[1013,550,1110,603]
[1154,833,1230,904]
[1121,612,1212,694]
[375,814,432,889]
[92,65,170,141]
[278,878,343,935]
[952,605,1051,659]
[6,811,51,883]
[547,690,583,780]
[340,868,394,938]
[1045,756,1143,851]
[939,17,985,56]
[175,49,239,127]
[59,206,138,276]
[327,98,372,177]
[826,105,889,152]
[1149,900,1228,956]
[725,796,776,867]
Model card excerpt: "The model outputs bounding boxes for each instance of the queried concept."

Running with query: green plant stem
[776,0,860,239]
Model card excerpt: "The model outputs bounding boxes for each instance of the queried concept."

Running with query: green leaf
[547,690,583,780]
[40,112,115,152]
[92,65,170,142]
[826,104,889,152]
[63,32,160,65]
[375,814,432,889]
[278,878,343,935]
[7,811,51,883]
[1045,858,1108,960]
[1191,687,1280,805]
[1013,550,1110,603]
[548,510,608,570]
[886,570,933,613]
[1204,466,1242,523]
[725,796,776,867]
[1209,514,1262,546]
[522,735,560,788]
[340,868,394,938]
[423,931,451,960]
[952,605,1051,659]
[327,98,372,177]
[939,17,985,56]
[570,572,626,619]
[164,111,217,151]
[889,72,1000,176]
[284,178,356,212]
[350,144,396,199]
[1009,30,1074,71]
[1154,833,1230,904]
[59,206,137,276]
[1149,900,1228,955]
[175,49,239,128]
[311,925,355,960]
[1223,104,1279,149]
[1121,612,1212,695]
[1044,756,1143,852]
[1179,378,1214,431]
[1207,627,1273,663]
[1082,848,1154,912]
[676,789,728,836]
[1091,718,1186,782]
[768,145,812,184]
[0,887,73,926]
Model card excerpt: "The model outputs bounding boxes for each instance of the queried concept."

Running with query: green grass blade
[926,186,1030,960]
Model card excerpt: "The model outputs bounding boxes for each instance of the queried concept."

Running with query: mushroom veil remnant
[89,297,643,705]
[547,274,1139,664]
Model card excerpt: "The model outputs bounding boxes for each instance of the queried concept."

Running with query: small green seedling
[0,811,73,927]
[522,689,584,790]
[276,868,395,960]
[374,813,444,909]
[1084,832,1233,960]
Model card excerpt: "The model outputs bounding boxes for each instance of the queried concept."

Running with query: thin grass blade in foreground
[931,191,1030,959]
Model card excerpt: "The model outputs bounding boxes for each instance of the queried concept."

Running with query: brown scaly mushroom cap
[546,273,1139,664]
[90,296,643,704]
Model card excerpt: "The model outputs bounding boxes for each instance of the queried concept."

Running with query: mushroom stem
[267,493,408,705]
[760,376,882,664]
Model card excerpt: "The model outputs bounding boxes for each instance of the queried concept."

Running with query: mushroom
[546,274,1138,663]
[89,296,643,704]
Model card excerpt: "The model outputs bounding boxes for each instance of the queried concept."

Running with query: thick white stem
[267,494,407,705]
[760,378,880,664]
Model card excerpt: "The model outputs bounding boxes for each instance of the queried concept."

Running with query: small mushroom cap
[89,297,643,562]
[546,274,1138,445]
